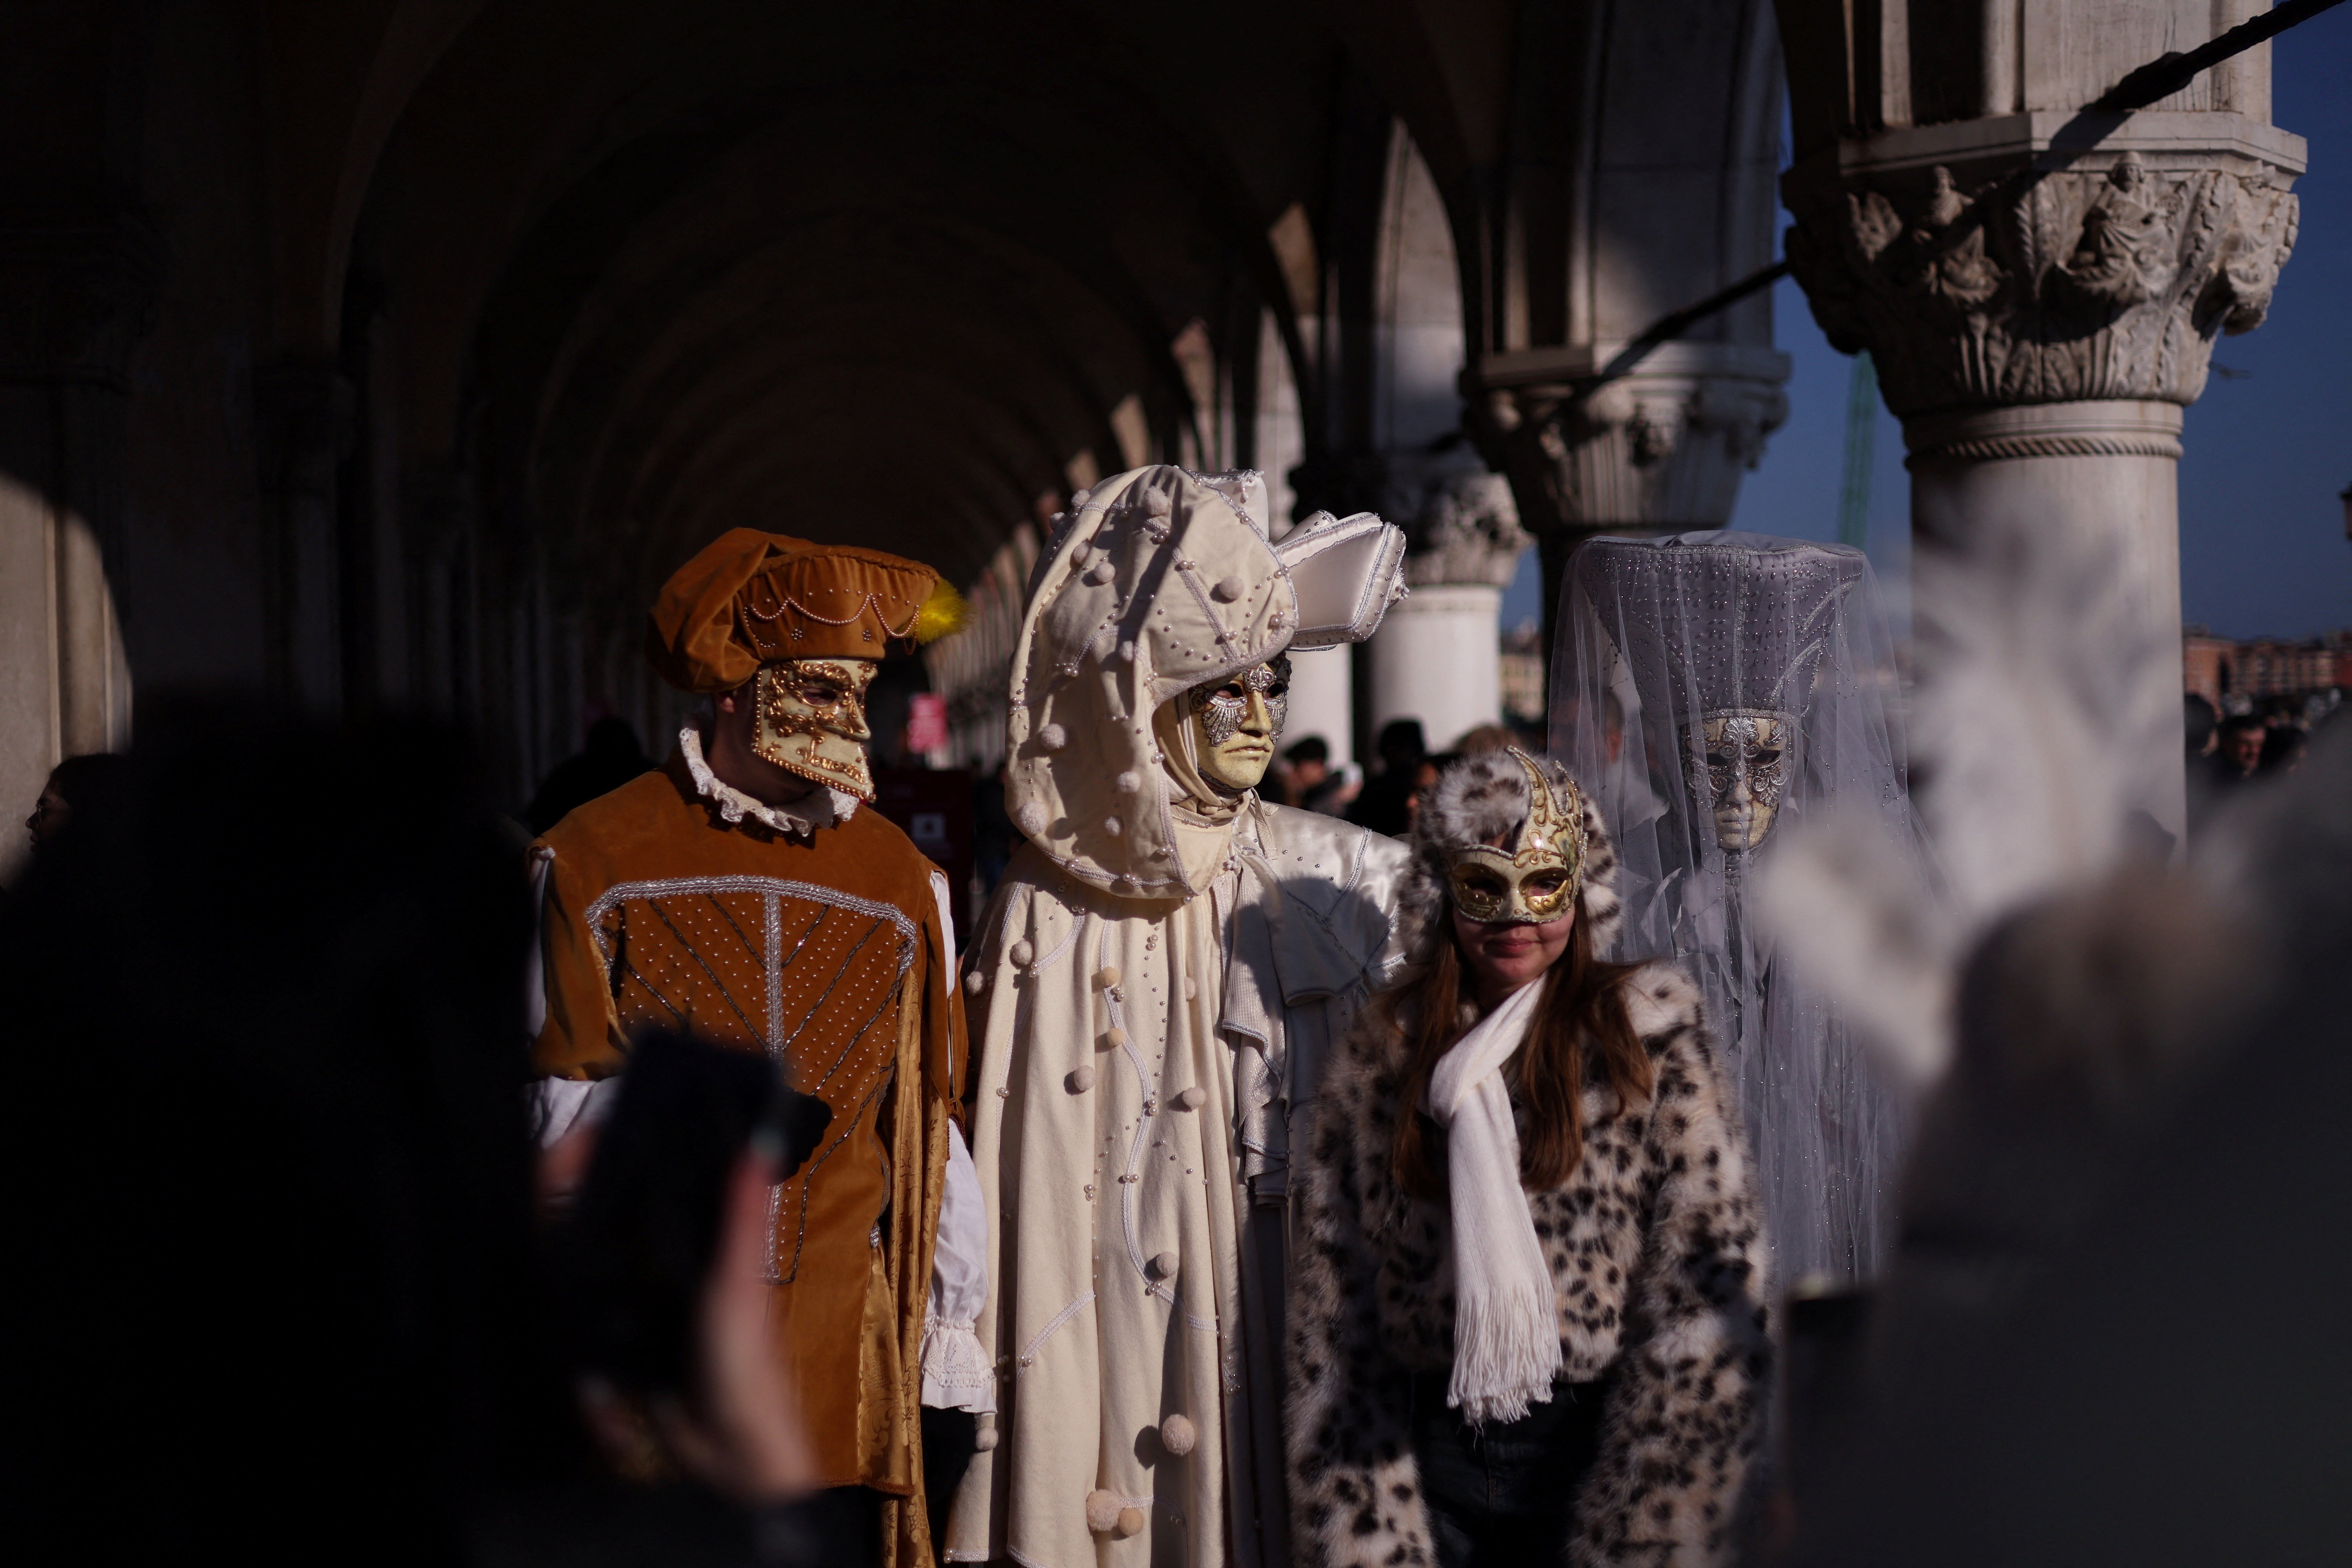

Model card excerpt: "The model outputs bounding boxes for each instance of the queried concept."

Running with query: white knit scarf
[1425,976,1562,1423]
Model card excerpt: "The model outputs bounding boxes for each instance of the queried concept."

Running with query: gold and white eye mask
[1444,748,1590,925]
[753,657,879,801]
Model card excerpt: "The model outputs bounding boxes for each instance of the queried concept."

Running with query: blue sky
[1505,12,2352,641]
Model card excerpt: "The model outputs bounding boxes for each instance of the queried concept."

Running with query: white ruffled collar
[678,722,859,835]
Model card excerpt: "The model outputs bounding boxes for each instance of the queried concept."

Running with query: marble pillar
[1366,456,1531,746]
[1783,112,2305,847]
[1281,643,1356,772]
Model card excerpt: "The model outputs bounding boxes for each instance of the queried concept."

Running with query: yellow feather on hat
[914,577,967,644]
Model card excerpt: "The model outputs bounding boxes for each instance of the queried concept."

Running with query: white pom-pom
[1116,1507,1146,1538]
[1183,977,1198,1000]
[973,1423,999,1452]
[1176,1086,1206,1110]
[1071,488,1093,507]
[964,970,986,996]
[1103,815,1122,837]
[1070,543,1094,568]
[1096,966,1121,988]
[1015,800,1046,837]
[1211,576,1241,603]
[1147,1250,1178,1280]
[1116,770,1140,794]
[1084,562,1115,586]
[1118,639,1136,663]
[1038,723,1067,752]
[1067,1065,1096,1093]
[1160,1414,1197,1456]
[1144,490,1171,517]
[1102,1027,1127,1049]
[1009,939,1034,967]
[1085,1490,1122,1533]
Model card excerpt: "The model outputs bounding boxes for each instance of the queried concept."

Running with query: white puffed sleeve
[524,844,624,1147]
[920,867,994,1413]
[921,1120,995,1412]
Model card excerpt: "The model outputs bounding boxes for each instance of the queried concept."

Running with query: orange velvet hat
[645,528,964,693]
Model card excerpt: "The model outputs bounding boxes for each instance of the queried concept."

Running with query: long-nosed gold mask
[753,658,878,800]
[1445,748,1590,925]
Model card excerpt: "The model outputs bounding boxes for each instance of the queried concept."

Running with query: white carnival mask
[753,658,879,800]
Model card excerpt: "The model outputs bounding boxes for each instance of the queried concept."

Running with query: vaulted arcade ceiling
[325,1,1407,600]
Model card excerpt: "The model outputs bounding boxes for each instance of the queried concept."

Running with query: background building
[2185,626,2352,715]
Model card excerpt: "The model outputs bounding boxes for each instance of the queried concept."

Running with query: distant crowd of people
[2183,691,2328,837]
[1258,716,1547,835]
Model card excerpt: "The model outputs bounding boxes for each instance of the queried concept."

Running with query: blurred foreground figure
[1553,534,1911,1288]
[3,711,552,1565]
[1,709,838,1567]
[1289,750,1768,1568]
[531,533,972,1566]
[950,468,1406,1568]
[1781,725,2352,1566]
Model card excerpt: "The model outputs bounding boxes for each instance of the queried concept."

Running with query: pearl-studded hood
[1005,463,1405,900]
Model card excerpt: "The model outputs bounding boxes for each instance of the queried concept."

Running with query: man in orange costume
[530,530,973,1564]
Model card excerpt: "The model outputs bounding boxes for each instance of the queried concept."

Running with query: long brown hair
[1388,896,1654,1200]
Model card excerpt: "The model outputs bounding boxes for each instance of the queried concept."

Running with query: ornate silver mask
[1684,710,1792,851]
[1185,655,1291,795]
[1195,657,1290,746]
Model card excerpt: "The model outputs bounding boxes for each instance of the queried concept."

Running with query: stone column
[1281,643,1356,772]
[1366,454,1532,746]
[0,208,157,872]
[1466,342,1791,646]
[1782,115,2304,845]
[254,360,355,710]
[402,458,474,717]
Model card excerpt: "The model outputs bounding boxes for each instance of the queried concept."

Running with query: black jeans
[1409,1371,1614,1568]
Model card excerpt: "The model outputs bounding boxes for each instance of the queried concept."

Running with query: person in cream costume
[947,466,1410,1568]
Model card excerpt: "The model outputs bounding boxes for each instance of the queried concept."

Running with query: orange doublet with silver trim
[533,748,965,1560]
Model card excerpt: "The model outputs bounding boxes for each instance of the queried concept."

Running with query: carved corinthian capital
[1782,113,2304,420]
[1384,449,1530,588]
[1463,341,1791,543]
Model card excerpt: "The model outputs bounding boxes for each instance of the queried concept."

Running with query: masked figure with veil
[947,466,1410,1568]
[1550,532,1910,1289]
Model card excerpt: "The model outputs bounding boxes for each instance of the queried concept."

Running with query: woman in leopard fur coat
[1286,749,1769,1568]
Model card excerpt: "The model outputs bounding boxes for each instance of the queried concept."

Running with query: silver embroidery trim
[763,890,783,1048]
[1018,1290,1096,1372]
[584,875,915,974]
